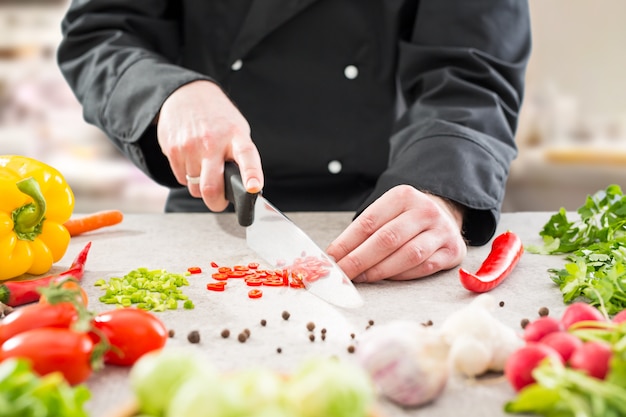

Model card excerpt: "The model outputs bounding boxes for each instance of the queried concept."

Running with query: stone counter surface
[50,211,568,417]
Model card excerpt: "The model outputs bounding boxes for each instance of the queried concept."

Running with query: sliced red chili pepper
[245,278,263,287]
[187,266,202,274]
[227,271,246,278]
[207,282,227,292]
[217,267,232,274]
[459,230,524,293]
[263,279,284,287]
[248,289,263,299]
[210,261,219,268]
[289,280,305,289]
[247,262,260,269]
[211,273,229,281]
[233,265,249,272]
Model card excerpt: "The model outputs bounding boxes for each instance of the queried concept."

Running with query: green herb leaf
[0,359,90,417]
[531,185,626,314]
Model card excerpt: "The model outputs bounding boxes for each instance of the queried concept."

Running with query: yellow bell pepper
[0,155,75,280]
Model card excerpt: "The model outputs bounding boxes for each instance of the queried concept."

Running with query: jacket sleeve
[56,0,211,187]
[359,0,532,246]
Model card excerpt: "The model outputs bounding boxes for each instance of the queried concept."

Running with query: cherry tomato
[0,327,95,385]
[248,289,263,299]
[0,302,78,345]
[92,308,168,366]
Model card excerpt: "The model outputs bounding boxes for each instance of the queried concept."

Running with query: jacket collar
[228,0,319,63]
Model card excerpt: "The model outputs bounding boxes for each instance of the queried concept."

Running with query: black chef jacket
[57,0,532,246]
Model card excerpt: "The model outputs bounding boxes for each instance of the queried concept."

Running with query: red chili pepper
[210,261,219,268]
[0,242,92,307]
[187,266,202,274]
[459,231,523,293]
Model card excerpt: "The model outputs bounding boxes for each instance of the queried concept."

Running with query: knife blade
[224,162,364,309]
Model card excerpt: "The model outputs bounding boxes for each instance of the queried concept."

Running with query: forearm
[57,0,212,185]
[365,0,531,245]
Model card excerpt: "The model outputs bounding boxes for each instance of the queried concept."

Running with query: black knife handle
[224,161,258,227]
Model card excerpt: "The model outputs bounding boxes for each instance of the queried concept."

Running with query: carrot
[64,210,124,236]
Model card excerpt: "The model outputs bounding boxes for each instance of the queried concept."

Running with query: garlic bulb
[355,320,449,407]
[438,294,523,377]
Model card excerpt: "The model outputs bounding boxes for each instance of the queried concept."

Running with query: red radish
[613,310,626,324]
[523,316,563,343]
[539,331,583,362]
[504,343,562,392]
[569,341,612,380]
[560,302,605,329]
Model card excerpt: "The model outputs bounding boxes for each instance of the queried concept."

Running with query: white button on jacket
[231,59,243,71]
[344,65,358,79]
[327,160,342,174]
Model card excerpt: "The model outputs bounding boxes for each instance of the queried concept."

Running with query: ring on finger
[185,174,201,185]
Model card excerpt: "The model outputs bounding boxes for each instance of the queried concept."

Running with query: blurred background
[0,0,625,213]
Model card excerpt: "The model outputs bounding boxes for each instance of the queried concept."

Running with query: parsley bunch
[529,184,626,315]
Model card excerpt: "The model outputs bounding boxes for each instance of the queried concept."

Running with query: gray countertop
[52,211,568,417]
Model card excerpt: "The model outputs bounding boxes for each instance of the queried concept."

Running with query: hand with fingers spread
[156,80,263,211]
[327,185,467,282]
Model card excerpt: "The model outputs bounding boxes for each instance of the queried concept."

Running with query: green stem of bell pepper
[12,177,46,241]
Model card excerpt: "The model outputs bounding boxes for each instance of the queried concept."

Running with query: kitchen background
[0,0,625,213]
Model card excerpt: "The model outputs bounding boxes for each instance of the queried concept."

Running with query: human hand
[156,80,263,211]
[326,185,467,282]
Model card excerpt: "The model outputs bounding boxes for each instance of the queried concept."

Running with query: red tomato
[0,302,78,345]
[0,327,94,385]
[93,308,168,366]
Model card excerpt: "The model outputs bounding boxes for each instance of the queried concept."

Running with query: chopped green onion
[96,268,194,311]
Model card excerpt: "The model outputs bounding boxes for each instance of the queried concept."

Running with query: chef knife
[224,162,364,309]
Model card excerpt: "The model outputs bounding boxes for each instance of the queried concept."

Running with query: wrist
[427,194,465,231]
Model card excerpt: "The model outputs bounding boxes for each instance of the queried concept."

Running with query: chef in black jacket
[57,0,531,283]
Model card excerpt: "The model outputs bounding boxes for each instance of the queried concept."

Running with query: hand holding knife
[224,161,364,309]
